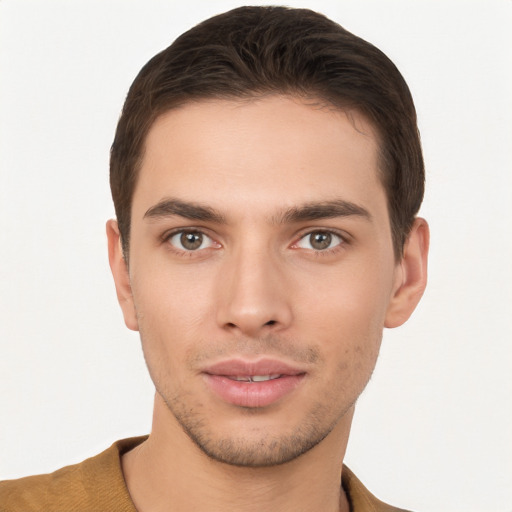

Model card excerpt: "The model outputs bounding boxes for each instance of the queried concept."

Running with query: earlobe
[385,217,429,328]
[106,219,139,331]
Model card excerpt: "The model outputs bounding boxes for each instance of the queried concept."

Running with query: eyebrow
[272,199,372,224]
[143,197,371,225]
[143,198,226,223]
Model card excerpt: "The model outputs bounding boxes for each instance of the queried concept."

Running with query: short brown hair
[110,6,424,258]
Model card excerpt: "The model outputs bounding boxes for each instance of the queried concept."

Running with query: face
[111,96,416,467]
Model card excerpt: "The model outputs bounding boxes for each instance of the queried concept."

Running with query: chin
[163,391,350,468]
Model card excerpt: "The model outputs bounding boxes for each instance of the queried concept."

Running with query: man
[0,6,428,511]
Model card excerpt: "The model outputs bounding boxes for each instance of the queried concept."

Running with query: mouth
[202,359,306,408]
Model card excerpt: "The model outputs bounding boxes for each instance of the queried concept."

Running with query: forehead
[133,95,385,221]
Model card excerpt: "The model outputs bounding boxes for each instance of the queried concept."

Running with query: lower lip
[203,374,305,408]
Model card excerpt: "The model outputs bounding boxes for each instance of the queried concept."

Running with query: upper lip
[203,358,306,377]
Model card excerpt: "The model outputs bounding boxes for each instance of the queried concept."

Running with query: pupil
[311,232,331,250]
[181,232,202,250]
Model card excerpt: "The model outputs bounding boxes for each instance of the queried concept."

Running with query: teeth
[251,374,281,382]
[232,374,281,382]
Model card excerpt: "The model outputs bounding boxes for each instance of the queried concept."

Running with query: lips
[202,358,305,408]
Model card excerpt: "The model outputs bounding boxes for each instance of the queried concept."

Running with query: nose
[216,245,293,337]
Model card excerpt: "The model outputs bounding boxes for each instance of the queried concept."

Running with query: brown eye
[309,232,332,250]
[181,232,203,250]
[295,231,342,251]
[168,231,214,251]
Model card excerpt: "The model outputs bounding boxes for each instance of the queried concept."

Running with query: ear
[385,217,429,328]
[106,219,139,331]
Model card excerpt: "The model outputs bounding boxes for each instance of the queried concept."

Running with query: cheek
[132,258,215,326]
[129,263,216,383]
[295,263,391,367]
[307,296,384,405]
[310,298,383,372]
[298,263,392,332]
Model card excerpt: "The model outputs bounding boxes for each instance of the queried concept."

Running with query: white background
[1,1,511,511]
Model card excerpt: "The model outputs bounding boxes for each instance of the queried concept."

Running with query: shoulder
[342,465,414,512]
[0,437,146,512]
[0,462,84,512]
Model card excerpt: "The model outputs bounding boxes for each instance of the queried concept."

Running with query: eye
[295,231,343,251]
[168,230,215,251]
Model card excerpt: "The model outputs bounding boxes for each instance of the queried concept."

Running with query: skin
[107,95,429,512]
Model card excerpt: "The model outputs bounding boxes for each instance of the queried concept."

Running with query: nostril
[223,317,283,333]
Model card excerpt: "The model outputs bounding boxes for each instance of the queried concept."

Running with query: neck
[122,393,353,512]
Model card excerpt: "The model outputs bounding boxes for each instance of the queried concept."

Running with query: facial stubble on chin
[160,389,357,468]
[142,331,376,468]
[157,364,364,468]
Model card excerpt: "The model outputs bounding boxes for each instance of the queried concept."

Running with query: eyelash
[291,229,348,257]
[161,228,349,256]
[161,228,218,256]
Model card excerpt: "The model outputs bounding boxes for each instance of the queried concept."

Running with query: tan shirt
[0,437,411,512]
